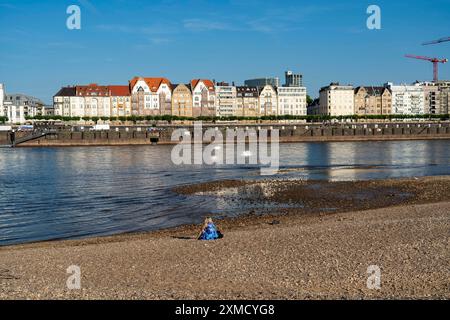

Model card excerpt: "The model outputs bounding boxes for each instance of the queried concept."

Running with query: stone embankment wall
[1,122,449,147]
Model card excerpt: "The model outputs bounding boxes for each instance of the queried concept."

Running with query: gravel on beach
[0,176,449,300]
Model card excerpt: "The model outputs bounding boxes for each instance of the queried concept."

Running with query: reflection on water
[0,140,449,246]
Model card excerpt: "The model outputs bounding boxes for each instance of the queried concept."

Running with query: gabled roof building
[354,86,392,115]
[191,79,216,117]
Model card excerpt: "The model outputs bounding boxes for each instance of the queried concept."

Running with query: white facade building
[319,83,354,116]
[54,85,133,118]
[129,77,172,115]
[111,96,128,117]
[130,78,152,110]
[3,102,25,123]
[277,86,307,116]
[109,86,131,117]
[258,85,278,116]
[215,84,237,117]
[54,94,75,117]
[69,96,85,117]
[386,83,425,115]
[415,82,443,114]
[0,84,4,116]
[1,92,43,123]
[83,97,111,117]
[191,79,216,117]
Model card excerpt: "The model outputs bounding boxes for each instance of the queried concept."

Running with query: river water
[0,140,449,246]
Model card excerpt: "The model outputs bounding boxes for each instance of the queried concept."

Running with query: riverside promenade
[1,121,450,147]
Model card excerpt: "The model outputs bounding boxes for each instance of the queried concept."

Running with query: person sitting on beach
[198,217,223,241]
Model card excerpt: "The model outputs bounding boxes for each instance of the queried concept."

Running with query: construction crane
[422,37,450,45]
[405,54,448,82]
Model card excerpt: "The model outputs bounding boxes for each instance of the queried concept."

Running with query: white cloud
[183,19,235,32]
[96,24,177,35]
[47,42,86,49]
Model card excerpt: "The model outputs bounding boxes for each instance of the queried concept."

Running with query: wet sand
[0,176,449,299]
[174,175,450,219]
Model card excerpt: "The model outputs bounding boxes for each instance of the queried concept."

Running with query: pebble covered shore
[0,176,449,299]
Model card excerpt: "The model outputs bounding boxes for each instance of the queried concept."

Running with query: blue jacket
[199,222,223,240]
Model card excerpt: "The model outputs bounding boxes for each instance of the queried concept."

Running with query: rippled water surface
[0,140,449,246]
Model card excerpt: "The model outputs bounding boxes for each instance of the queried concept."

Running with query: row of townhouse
[309,81,450,116]
[53,76,307,118]
[54,85,132,118]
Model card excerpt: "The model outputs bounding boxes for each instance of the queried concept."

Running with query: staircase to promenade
[11,131,48,147]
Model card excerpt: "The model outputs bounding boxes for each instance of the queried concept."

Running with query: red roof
[109,85,130,96]
[76,84,110,96]
[73,84,132,97]
[129,77,172,92]
[191,79,215,92]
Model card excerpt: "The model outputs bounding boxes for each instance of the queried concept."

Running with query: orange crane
[405,54,448,82]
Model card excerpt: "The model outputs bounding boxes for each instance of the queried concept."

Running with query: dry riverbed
[0,176,449,299]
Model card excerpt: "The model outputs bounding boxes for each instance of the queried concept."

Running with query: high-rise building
[244,77,280,88]
[284,70,303,87]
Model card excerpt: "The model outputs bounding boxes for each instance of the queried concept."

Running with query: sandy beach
[0,176,449,300]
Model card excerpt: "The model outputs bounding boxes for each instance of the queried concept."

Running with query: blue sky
[1,0,449,104]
